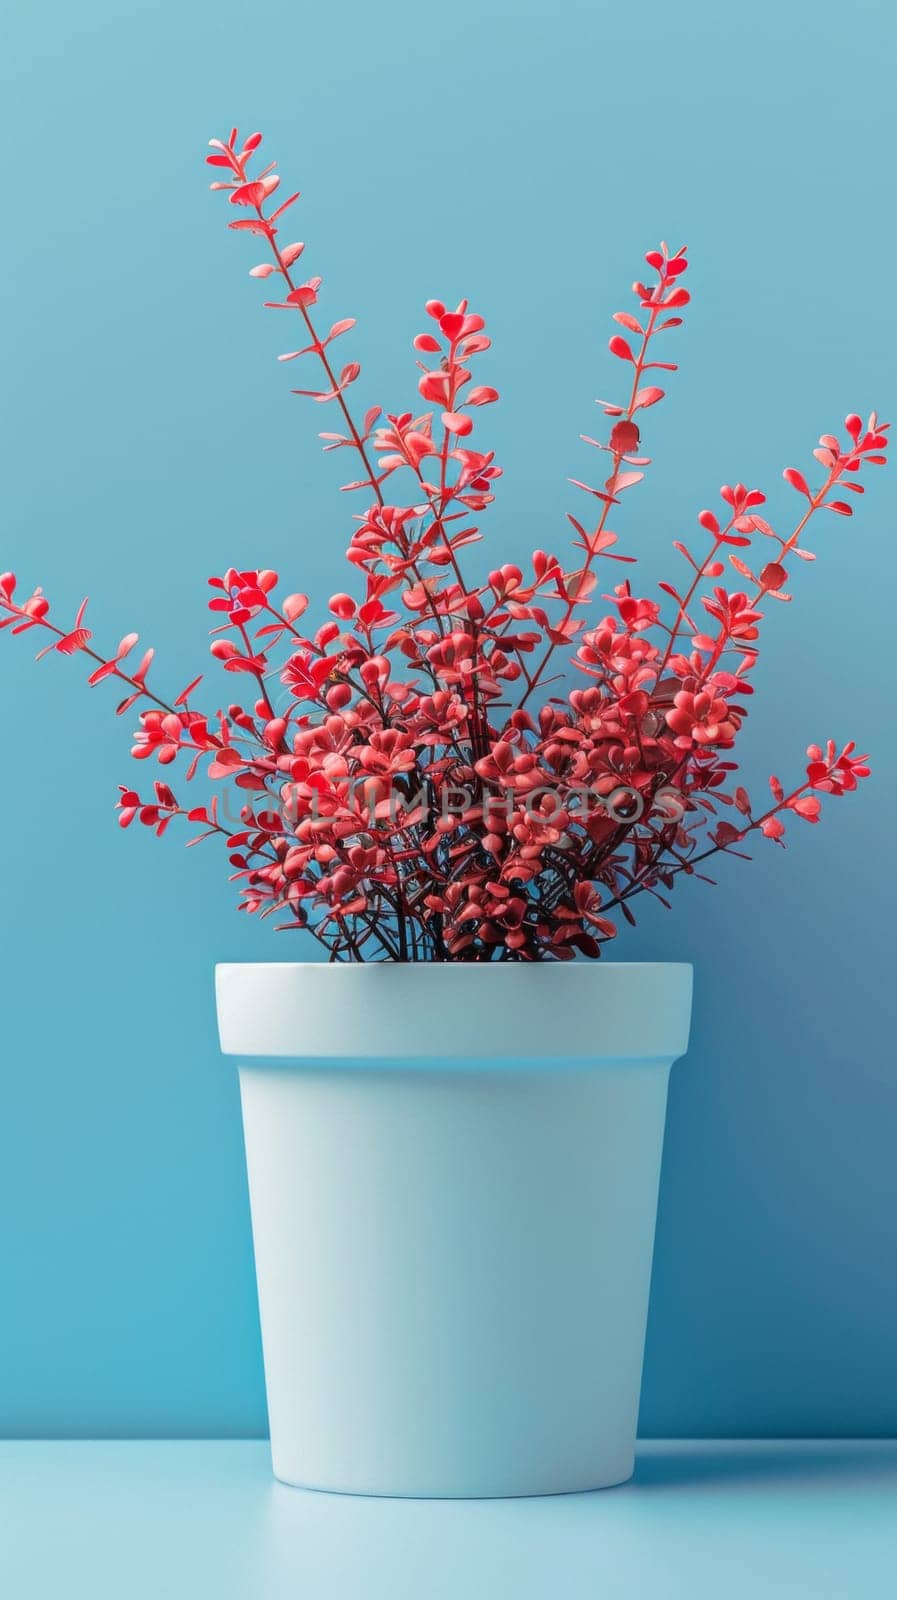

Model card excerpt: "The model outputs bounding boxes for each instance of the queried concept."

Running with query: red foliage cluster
[1,129,889,960]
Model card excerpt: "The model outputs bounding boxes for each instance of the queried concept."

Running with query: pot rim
[216,960,693,1064]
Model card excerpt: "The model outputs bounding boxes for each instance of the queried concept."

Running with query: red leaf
[633,386,664,410]
[439,312,465,341]
[56,627,92,655]
[466,386,499,407]
[608,335,634,362]
[760,562,787,590]
[783,467,810,496]
[442,411,473,436]
[87,660,117,685]
[229,180,267,208]
[569,478,616,505]
[269,192,301,222]
[791,795,821,822]
[133,648,154,683]
[565,569,598,602]
[609,420,640,454]
[208,749,244,776]
[714,821,743,847]
[285,280,320,308]
[672,541,697,569]
[175,675,204,706]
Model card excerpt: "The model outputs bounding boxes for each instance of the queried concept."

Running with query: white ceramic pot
[216,961,692,1498]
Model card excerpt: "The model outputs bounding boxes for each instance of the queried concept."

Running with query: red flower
[614,586,662,633]
[666,691,738,750]
[281,652,335,702]
[806,741,870,794]
[355,729,416,777]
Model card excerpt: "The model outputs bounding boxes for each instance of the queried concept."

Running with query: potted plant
[1,127,887,1497]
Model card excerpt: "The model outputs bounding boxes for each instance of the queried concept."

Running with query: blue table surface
[2,1440,895,1598]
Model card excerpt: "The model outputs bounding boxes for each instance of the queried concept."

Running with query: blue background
[1,0,894,1438]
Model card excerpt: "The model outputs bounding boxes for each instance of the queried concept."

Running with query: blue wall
[2,0,895,1437]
